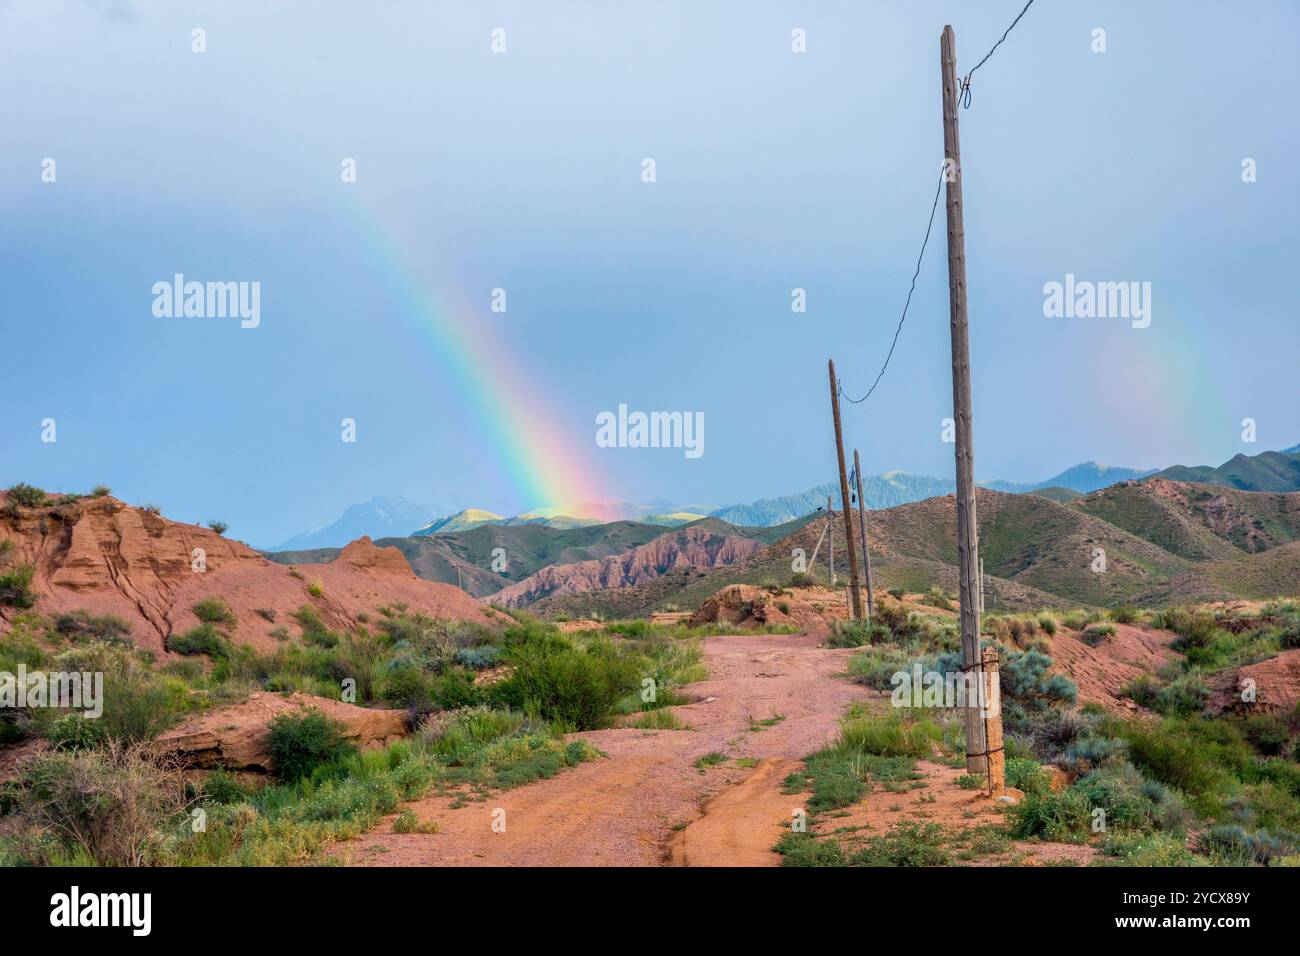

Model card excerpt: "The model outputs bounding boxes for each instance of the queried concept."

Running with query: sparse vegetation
[0,563,36,608]
[193,597,237,628]
[6,483,47,508]
[265,708,355,782]
[207,520,229,535]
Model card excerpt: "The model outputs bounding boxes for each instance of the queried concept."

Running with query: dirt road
[339,628,870,867]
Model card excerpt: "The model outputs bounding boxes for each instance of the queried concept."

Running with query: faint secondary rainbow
[346,202,606,516]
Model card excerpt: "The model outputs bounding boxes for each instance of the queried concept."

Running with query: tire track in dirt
[337,630,870,867]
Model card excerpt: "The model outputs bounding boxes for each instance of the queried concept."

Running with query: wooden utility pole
[940,25,990,778]
[827,360,864,619]
[827,496,835,587]
[854,448,874,617]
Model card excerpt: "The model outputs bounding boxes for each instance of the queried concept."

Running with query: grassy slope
[1072,480,1300,560]
[1154,450,1300,493]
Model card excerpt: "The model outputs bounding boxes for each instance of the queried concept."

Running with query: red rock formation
[152,692,408,771]
[0,494,497,655]
[489,527,764,608]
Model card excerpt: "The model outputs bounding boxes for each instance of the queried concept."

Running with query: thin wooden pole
[854,448,874,617]
[940,25,988,776]
[827,496,835,588]
[828,360,864,619]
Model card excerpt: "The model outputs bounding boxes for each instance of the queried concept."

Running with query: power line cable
[839,0,1037,403]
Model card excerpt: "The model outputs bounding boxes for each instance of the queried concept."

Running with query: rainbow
[345,201,607,516]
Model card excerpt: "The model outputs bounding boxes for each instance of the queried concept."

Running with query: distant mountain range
[265,451,1300,616]
[708,462,1159,526]
[270,496,443,552]
[266,447,1299,551]
[1151,449,1300,494]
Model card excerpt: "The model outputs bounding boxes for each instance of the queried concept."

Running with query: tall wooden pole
[827,496,835,587]
[827,360,864,619]
[854,448,874,617]
[940,26,988,775]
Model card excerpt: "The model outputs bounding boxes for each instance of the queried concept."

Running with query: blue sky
[1,0,1297,547]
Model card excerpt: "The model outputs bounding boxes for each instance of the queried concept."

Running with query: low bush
[493,637,638,731]
[6,483,47,508]
[192,597,237,628]
[53,611,132,644]
[0,564,36,609]
[265,708,355,782]
[168,623,231,658]
[46,713,109,751]
[1080,623,1116,647]
[12,742,188,866]
[1109,606,1138,624]
[828,618,890,648]
[838,712,941,759]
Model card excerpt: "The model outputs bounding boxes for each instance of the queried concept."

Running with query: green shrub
[6,483,47,508]
[429,668,482,710]
[1196,825,1297,866]
[788,572,816,588]
[90,485,111,498]
[838,712,941,759]
[13,742,188,866]
[875,600,921,639]
[1073,763,1160,831]
[1005,757,1051,795]
[1162,607,1220,650]
[493,637,638,731]
[101,672,192,743]
[1098,832,1206,867]
[921,587,953,611]
[1080,623,1116,647]
[829,618,890,648]
[0,564,36,608]
[455,645,502,670]
[1109,606,1138,624]
[851,821,951,866]
[168,623,231,658]
[292,605,340,648]
[192,597,236,628]
[603,620,651,638]
[775,831,847,866]
[207,520,229,535]
[265,708,354,782]
[201,770,252,804]
[1240,714,1290,756]
[392,808,438,834]
[1037,615,1058,636]
[1121,721,1231,802]
[376,663,433,706]
[1008,788,1092,841]
[46,713,108,751]
[53,611,132,644]
[847,645,914,690]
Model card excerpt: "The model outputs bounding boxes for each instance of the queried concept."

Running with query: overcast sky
[2,0,1296,546]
